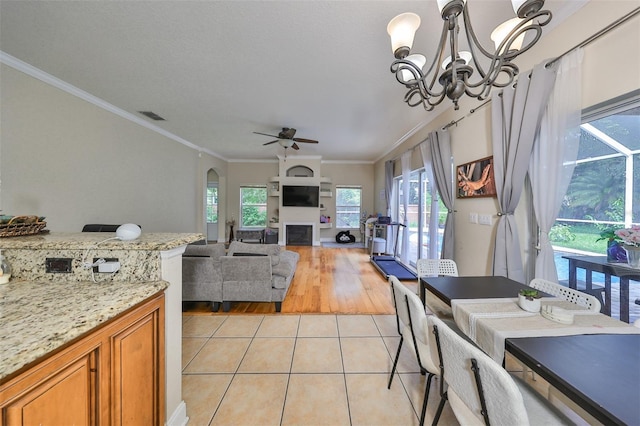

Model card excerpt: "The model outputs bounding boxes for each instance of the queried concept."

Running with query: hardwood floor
[182,246,404,315]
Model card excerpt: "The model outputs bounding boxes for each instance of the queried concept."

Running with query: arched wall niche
[286,165,314,177]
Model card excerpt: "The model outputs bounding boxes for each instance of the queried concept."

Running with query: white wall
[374,1,640,276]
[1,64,203,232]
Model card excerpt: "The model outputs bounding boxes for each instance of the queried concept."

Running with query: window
[335,186,361,228]
[206,184,218,223]
[552,97,639,279]
[395,169,445,265]
[240,186,267,228]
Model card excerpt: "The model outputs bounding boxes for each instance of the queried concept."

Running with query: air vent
[138,111,166,121]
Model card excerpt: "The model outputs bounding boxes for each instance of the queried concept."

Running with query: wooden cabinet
[0,292,164,425]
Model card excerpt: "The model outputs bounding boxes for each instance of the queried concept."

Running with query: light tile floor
[182,314,460,426]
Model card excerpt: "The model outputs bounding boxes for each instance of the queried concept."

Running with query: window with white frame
[240,186,267,228]
[206,184,218,224]
[552,96,639,287]
[395,169,446,265]
[335,186,362,228]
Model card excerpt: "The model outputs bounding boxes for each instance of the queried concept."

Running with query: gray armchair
[182,243,226,311]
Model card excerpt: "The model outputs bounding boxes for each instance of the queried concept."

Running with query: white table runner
[451,297,640,362]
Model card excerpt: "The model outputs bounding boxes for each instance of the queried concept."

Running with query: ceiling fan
[253,127,319,151]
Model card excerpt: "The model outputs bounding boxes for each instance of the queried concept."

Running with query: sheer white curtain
[420,142,440,259]
[530,49,583,281]
[491,62,556,282]
[400,151,411,262]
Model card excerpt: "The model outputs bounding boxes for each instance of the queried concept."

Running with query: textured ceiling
[0,1,585,162]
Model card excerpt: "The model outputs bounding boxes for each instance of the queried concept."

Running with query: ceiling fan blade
[254,131,280,138]
[262,140,279,146]
[292,143,300,150]
[292,138,319,144]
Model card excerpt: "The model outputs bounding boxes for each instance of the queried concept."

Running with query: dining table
[562,254,640,323]
[420,274,640,426]
[506,334,640,425]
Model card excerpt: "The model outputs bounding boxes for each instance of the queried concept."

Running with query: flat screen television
[282,185,320,207]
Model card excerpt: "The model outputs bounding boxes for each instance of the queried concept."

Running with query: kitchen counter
[0,232,203,251]
[0,279,168,381]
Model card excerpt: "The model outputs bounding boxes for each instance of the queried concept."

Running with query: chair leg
[211,301,220,312]
[222,301,231,312]
[388,335,404,389]
[432,391,448,426]
[419,373,435,426]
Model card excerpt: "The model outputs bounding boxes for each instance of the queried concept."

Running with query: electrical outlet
[479,214,493,226]
[93,257,119,273]
[469,212,478,224]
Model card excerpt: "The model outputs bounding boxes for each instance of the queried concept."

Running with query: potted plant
[614,225,640,268]
[518,289,541,313]
[596,228,627,263]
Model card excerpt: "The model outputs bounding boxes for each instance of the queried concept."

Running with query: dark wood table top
[562,255,640,279]
[420,275,535,305]
[506,334,640,425]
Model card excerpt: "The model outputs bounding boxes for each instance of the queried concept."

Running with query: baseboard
[166,400,188,426]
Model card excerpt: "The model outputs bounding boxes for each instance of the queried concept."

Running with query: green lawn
[550,223,608,254]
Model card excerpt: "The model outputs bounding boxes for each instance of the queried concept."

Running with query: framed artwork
[456,156,496,198]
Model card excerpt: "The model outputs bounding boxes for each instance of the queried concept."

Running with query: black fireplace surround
[286,225,312,246]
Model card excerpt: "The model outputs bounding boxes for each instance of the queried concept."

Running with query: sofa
[181,241,299,312]
[182,243,226,311]
[221,241,299,312]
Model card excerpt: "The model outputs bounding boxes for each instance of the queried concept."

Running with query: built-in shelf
[320,191,332,198]
[268,222,280,228]
[319,222,332,229]
[269,191,280,197]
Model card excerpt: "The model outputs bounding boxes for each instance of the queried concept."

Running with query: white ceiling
[0,1,585,162]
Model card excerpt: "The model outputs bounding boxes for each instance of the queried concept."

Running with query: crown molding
[0,51,227,162]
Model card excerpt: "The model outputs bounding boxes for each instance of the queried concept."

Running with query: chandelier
[387,0,552,111]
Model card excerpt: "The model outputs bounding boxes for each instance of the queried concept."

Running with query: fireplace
[286,225,313,246]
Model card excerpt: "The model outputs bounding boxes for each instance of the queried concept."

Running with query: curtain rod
[547,6,640,68]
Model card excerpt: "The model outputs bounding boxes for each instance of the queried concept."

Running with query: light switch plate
[469,212,478,224]
[479,214,492,226]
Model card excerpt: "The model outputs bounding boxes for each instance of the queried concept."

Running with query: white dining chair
[416,258,459,279]
[427,315,573,426]
[529,278,601,312]
[388,275,442,425]
[416,258,459,316]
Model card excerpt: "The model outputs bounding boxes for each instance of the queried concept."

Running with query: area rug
[321,242,365,249]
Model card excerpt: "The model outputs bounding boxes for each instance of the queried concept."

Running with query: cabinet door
[110,297,164,425]
[3,349,98,425]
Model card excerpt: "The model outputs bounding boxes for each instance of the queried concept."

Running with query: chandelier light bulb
[437,0,466,17]
[491,18,526,54]
[387,13,421,59]
[441,51,472,71]
[400,54,427,82]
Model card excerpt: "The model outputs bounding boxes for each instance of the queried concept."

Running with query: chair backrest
[416,259,459,278]
[389,275,412,336]
[428,315,530,426]
[404,285,440,374]
[529,278,601,312]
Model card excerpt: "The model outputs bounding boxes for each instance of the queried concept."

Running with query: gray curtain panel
[491,62,557,282]
[385,160,394,216]
[428,130,455,260]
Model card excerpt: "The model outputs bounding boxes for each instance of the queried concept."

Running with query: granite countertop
[0,279,168,382]
[0,232,204,251]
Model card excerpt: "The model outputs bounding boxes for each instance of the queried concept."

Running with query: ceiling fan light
[279,139,294,148]
[441,51,472,70]
[387,13,421,59]
[491,18,526,54]
[400,54,427,82]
